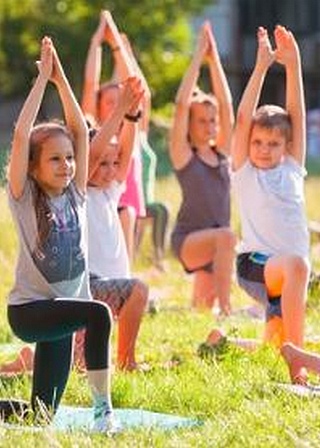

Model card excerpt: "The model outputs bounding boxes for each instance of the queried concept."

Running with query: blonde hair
[252,105,292,142]
[190,88,218,110]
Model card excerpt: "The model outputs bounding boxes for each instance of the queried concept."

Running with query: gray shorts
[89,274,135,318]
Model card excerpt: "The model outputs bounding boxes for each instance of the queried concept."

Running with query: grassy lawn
[0,174,320,447]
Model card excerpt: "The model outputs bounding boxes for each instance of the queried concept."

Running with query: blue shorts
[236,252,282,320]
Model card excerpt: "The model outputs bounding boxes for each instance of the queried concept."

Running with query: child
[136,133,169,271]
[83,76,149,371]
[6,37,114,432]
[170,21,235,314]
[121,32,169,272]
[82,10,146,263]
[1,78,148,375]
[205,26,310,384]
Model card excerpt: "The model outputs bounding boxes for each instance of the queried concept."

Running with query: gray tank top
[172,150,230,236]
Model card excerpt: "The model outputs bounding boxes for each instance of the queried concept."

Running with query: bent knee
[91,301,112,332]
[216,228,237,250]
[285,256,310,280]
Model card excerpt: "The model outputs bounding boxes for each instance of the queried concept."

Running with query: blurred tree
[0,0,212,109]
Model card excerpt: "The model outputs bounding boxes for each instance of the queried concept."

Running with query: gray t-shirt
[7,179,91,305]
[172,151,231,237]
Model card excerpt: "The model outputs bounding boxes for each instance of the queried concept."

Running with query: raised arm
[205,22,234,155]
[88,76,144,181]
[117,98,141,183]
[51,43,89,194]
[274,25,305,166]
[104,11,135,82]
[81,11,107,120]
[120,33,151,133]
[169,24,208,169]
[231,27,274,171]
[9,37,52,199]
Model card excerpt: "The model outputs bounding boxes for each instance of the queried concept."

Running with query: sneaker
[93,410,121,435]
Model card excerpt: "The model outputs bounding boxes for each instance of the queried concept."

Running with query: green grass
[1,175,320,447]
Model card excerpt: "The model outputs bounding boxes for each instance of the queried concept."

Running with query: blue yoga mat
[53,405,200,432]
[0,400,201,433]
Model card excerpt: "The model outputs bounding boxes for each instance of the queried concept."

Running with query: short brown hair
[252,105,292,141]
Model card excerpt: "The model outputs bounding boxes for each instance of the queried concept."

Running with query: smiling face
[89,143,119,188]
[30,133,75,197]
[249,124,289,169]
[98,84,120,122]
[188,101,219,147]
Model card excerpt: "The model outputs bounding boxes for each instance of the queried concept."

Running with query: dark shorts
[171,231,213,274]
[236,252,282,320]
[89,274,135,318]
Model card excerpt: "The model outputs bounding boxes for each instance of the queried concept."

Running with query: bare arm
[169,25,208,170]
[51,44,89,194]
[104,11,135,82]
[120,33,151,133]
[9,37,52,199]
[88,76,144,181]
[81,11,106,120]
[274,25,305,166]
[205,22,234,155]
[231,27,274,171]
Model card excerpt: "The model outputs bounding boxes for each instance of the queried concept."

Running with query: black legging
[8,299,112,413]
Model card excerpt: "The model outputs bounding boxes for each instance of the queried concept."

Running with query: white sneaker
[93,410,121,435]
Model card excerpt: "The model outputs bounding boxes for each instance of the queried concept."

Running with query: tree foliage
[0,0,212,109]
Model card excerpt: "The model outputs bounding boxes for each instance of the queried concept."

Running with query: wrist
[124,110,142,122]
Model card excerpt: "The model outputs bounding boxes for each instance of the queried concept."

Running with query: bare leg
[135,217,147,255]
[264,256,309,347]
[117,281,148,370]
[0,346,34,374]
[264,255,309,383]
[181,228,236,315]
[192,271,215,310]
[263,316,284,348]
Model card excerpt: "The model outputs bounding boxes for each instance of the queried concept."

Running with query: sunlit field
[1,174,320,447]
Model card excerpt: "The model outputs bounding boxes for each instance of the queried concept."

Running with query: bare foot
[206,328,226,346]
[281,343,308,385]
[0,346,34,374]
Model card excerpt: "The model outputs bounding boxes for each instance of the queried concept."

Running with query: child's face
[98,86,120,122]
[30,134,75,197]
[249,125,288,169]
[189,102,219,147]
[89,145,119,188]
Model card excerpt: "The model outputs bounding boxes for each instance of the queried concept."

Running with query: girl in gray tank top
[169,22,235,315]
